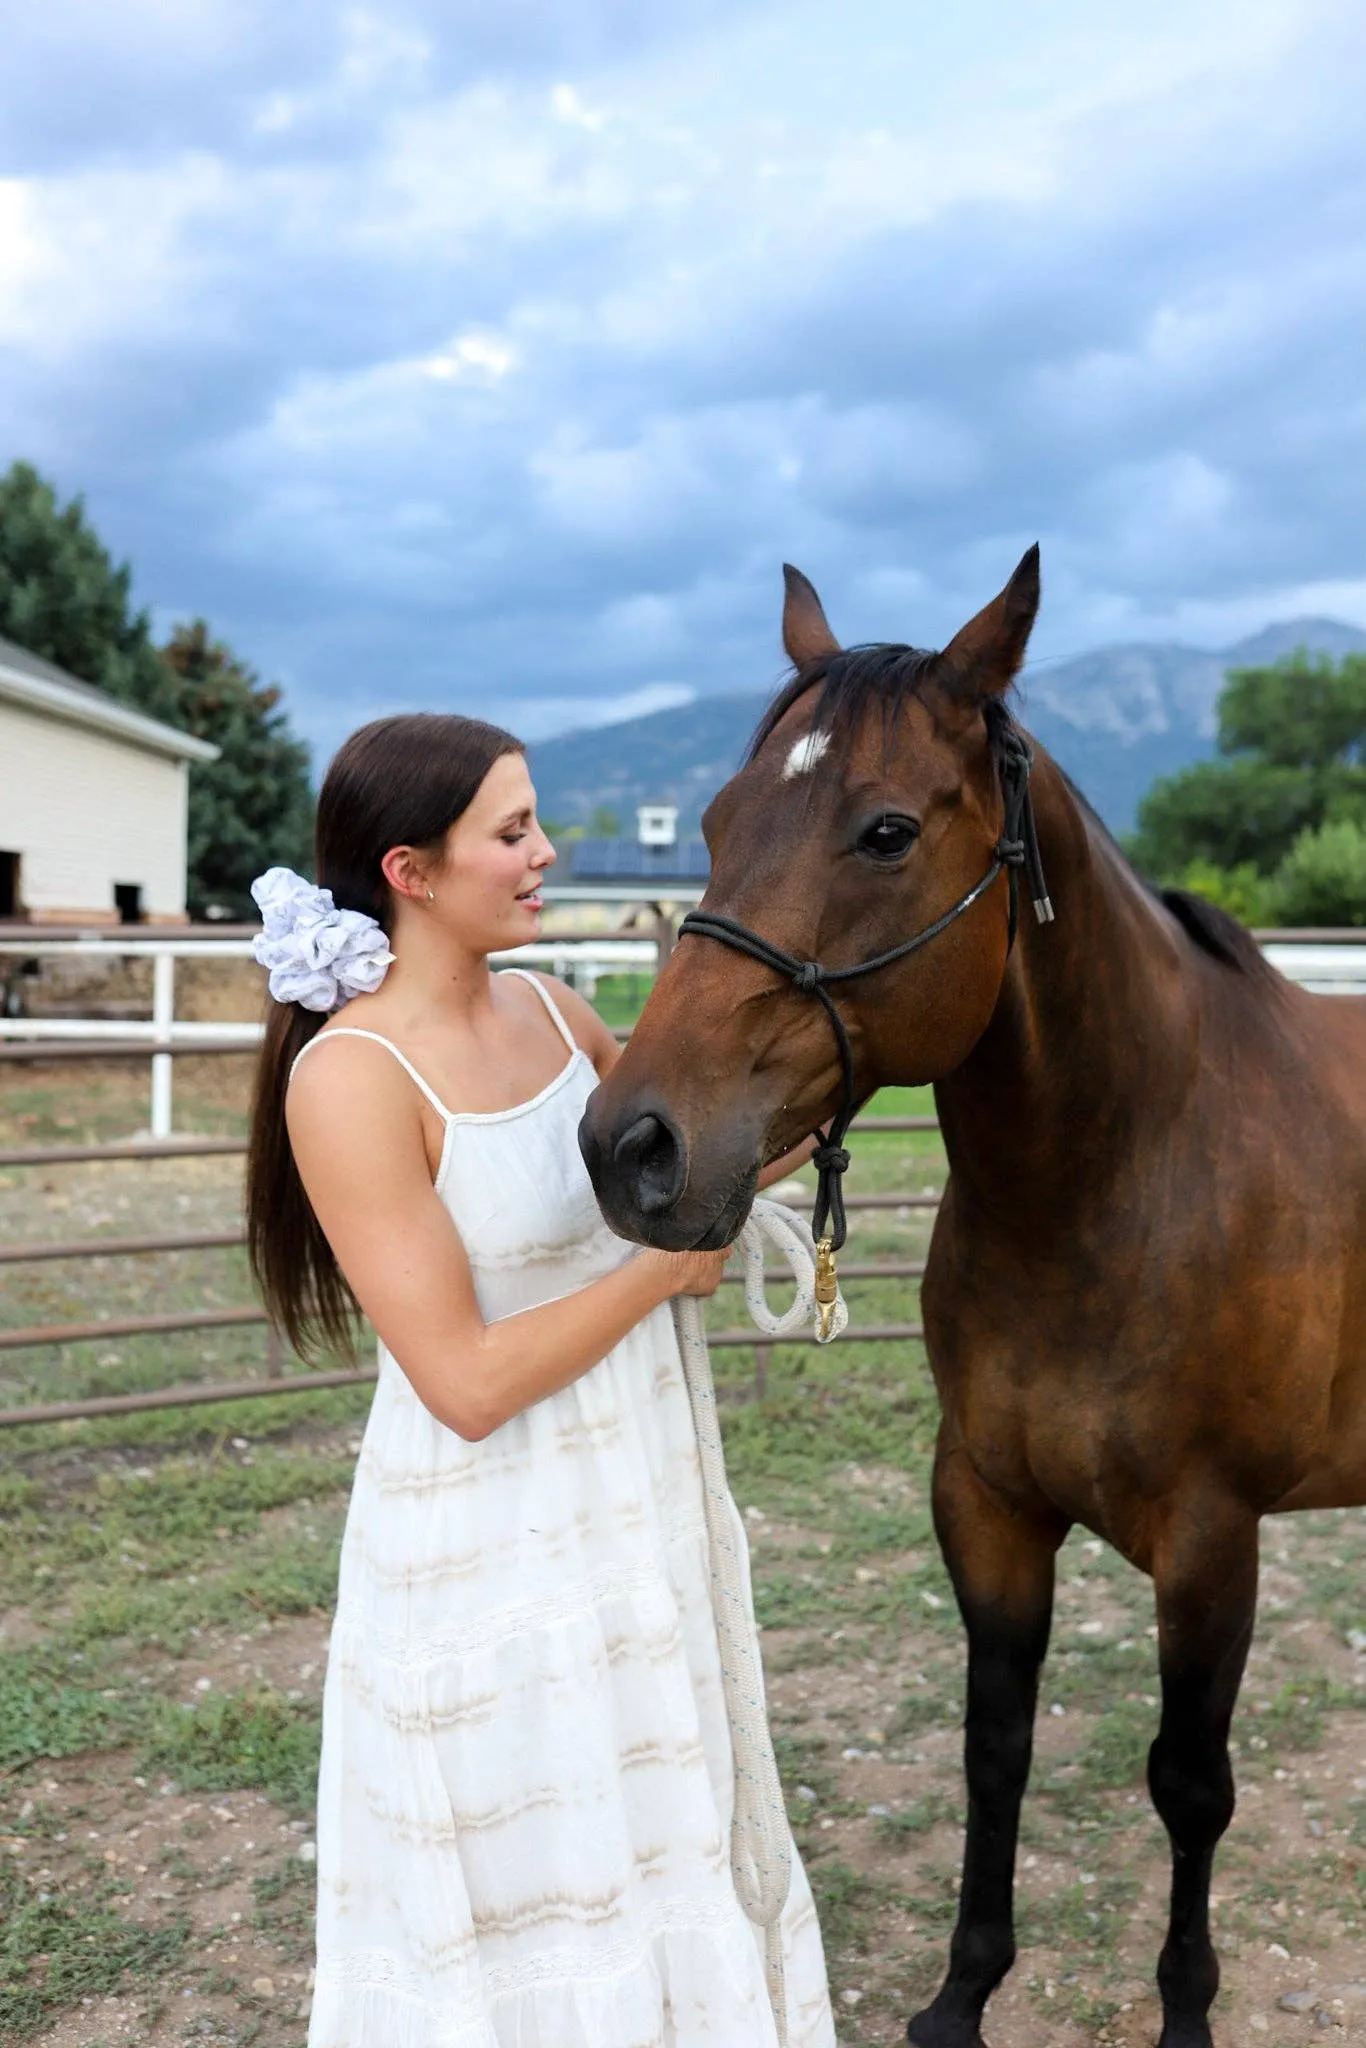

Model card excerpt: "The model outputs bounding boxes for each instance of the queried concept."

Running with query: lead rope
[670,1197,848,2046]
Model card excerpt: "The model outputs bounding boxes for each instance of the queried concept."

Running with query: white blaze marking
[782,730,830,779]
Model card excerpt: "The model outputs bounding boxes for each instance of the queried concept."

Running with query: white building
[0,636,219,925]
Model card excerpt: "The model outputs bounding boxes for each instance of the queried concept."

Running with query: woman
[246,713,835,2048]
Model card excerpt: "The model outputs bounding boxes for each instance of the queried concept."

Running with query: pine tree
[161,621,314,919]
[0,461,179,722]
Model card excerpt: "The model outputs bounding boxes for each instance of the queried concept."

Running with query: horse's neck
[934,751,1195,1219]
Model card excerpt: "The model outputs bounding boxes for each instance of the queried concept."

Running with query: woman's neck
[358,910,499,1035]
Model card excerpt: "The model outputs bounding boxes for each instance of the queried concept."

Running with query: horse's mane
[1153,889,1277,979]
[1062,768,1276,982]
[749,650,1276,985]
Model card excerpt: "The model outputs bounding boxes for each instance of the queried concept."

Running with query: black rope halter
[677,709,1053,1270]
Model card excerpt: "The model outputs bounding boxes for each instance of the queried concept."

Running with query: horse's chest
[942,1308,1340,1543]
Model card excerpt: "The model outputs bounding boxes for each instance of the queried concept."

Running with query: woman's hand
[643,1246,732,1299]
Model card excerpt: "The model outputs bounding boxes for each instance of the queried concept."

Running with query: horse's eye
[858,815,920,862]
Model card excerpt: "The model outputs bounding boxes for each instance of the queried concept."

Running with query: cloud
[0,0,1362,774]
[506,682,695,744]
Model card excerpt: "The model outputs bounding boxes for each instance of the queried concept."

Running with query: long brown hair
[247,713,523,1358]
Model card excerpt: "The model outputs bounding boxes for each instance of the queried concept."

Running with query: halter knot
[791,961,822,993]
[995,835,1026,867]
[811,1142,850,1174]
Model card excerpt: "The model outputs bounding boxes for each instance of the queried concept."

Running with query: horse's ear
[782,564,840,668]
[937,544,1040,700]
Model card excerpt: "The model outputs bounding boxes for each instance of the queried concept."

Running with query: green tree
[161,621,314,919]
[1270,820,1366,928]
[1129,650,1366,923]
[1219,651,1366,767]
[1162,859,1273,926]
[0,461,179,722]
[1128,755,1321,877]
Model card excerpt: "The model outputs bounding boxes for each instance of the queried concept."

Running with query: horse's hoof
[1156,2021,1213,2048]
[906,2006,985,2048]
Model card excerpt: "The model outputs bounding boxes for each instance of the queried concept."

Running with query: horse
[578,547,1366,2048]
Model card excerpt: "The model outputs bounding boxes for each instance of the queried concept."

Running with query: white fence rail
[2,931,1365,1139]
[0,933,660,1136]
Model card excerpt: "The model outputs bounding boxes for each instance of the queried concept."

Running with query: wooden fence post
[652,903,676,972]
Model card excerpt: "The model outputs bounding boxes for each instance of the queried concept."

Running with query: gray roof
[0,635,219,762]
[569,837,710,882]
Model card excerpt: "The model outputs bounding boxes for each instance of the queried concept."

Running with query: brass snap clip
[813,1235,839,1343]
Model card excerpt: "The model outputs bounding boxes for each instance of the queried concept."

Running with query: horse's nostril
[613,1113,685,1217]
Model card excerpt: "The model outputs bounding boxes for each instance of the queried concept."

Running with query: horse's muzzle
[578,1096,755,1249]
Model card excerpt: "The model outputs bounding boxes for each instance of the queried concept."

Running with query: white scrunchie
[250,865,395,1013]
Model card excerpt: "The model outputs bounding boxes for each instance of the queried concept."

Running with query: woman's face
[431,751,557,950]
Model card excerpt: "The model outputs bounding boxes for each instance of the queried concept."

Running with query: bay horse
[578,548,1366,2048]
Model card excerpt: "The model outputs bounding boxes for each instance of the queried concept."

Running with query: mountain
[528,618,1366,838]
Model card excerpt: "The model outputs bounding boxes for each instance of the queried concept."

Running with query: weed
[0,1653,146,1774]
[252,1855,315,1953]
[875,1792,958,1841]
[772,1729,839,1810]
[1256,1673,1366,1752]
[140,1688,321,1812]
[0,1859,189,2039]
[1020,1872,1138,1954]
[808,1858,903,1952]
[887,1687,956,1742]
[1076,1699,1153,1789]
[753,1572,835,1629]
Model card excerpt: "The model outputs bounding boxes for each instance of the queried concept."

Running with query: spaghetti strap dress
[292,969,834,2048]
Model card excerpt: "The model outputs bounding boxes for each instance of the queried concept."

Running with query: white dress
[295,971,834,2048]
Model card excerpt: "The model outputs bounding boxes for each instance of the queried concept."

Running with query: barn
[0,635,219,925]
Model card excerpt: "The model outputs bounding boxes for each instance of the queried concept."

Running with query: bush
[1270,819,1366,927]
[1166,859,1274,926]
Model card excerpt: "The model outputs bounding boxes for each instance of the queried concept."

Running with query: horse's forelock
[745,642,1007,776]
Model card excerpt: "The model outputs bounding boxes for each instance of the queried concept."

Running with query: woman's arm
[757,1134,818,1188]
[287,1042,724,1442]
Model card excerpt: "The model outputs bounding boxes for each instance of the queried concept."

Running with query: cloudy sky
[2,0,1362,764]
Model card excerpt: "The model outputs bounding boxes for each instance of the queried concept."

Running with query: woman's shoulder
[285,1011,430,1116]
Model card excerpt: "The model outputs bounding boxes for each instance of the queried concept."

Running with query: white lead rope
[671,1198,848,2047]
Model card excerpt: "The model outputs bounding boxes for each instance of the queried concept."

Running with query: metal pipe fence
[0,1084,939,1424]
[6,928,1364,1430]
[0,928,669,1136]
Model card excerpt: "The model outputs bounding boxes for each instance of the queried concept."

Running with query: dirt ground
[5,1423,1364,2048]
[3,1066,1365,2045]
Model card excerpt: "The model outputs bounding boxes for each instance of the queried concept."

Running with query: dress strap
[502,967,580,1056]
[290,1028,454,1122]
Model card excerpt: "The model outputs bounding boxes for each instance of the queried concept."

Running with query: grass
[143,1688,322,1812]
[0,1858,191,2040]
[874,1791,958,1841]
[0,1652,147,1776]
[808,1859,914,1951]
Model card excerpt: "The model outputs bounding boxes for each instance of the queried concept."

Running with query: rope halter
[677,708,1053,1311]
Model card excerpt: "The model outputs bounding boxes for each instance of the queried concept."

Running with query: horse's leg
[1148,1498,1259,2048]
[907,1435,1066,2048]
